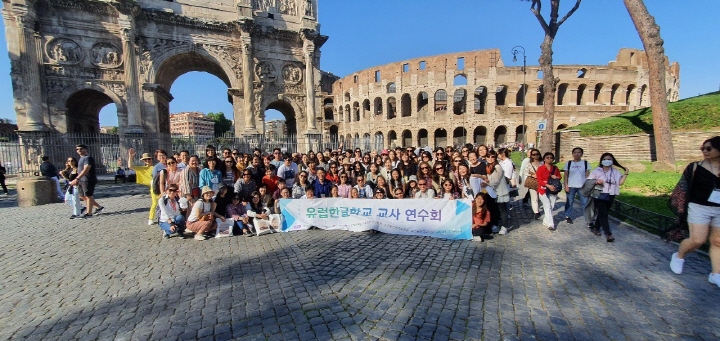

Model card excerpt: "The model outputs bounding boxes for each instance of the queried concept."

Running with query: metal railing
[610,199,675,233]
[1,132,344,178]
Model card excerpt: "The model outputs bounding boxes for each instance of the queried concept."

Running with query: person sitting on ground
[226,193,249,235]
[186,186,223,241]
[158,184,186,239]
[213,185,232,219]
[246,191,271,236]
[274,187,292,216]
[349,187,360,199]
[114,166,126,183]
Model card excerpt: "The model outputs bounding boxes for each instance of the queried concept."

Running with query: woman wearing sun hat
[186,186,224,240]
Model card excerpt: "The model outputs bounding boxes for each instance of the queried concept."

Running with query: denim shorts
[687,203,720,227]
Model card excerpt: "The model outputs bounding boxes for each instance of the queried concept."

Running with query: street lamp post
[512,46,527,158]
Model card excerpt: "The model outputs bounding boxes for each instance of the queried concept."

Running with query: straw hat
[140,152,153,160]
[201,186,214,196]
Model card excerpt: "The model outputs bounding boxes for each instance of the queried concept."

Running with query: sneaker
[708,273,720,288]
[163,232,170,239]
[565,217,573,224]
[95,206,105,215]
[81,214,92,219]
[70,215,77,219]
[148,219,156,226]
[472,236,483,242]
[194,234,206,241]
[606,235,615,242]
[498,226,508,235]
[80,207,86,214]
[491,225,499,233]
[591,228,601,236]
[670,252,684,274]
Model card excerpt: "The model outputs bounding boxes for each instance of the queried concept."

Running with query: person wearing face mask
[587,153,628,242]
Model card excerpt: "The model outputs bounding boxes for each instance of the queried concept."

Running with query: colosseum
[326,48,680,151]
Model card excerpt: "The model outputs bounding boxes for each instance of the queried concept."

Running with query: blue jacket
[311,179,333,198]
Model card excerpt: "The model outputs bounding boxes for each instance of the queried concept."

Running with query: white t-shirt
[277,162,299,187]
[566,160,589,188]
[188,200,212,222]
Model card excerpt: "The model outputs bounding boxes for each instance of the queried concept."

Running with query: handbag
[590,184,604,199]
[523,164,538,190]
[663,162,698,241]
[546,178,562,195]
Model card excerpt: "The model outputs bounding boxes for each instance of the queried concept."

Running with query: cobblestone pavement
[1,183,719,341]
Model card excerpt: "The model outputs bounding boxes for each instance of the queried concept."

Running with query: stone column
[303,35,318,134]
[240,35,258,135]
[121,29,143,133]
[15,14,44,131]
[228,88,244,137]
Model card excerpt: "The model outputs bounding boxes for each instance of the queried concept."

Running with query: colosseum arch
[353,102,360,122]
[434,128,448,148]
[610,84,621,105]
[331,49,680,148]
[557,83,569,105]
[474,126,487,145]
[387,97,397,119]
[401,94,412,117]
[388,130,397,148]
[515,125,527,145]
[453,127,467,146]
[61,84,127,134]
[4,0,328,142]
[402,130,413,148]
[452,89,467,115]
[494,126,507,145]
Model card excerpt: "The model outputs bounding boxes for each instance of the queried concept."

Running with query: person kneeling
[158,184,186,239]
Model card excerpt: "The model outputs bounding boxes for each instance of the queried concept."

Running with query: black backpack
[151,169,167,195]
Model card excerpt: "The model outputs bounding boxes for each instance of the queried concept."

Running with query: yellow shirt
[132,165,153,187]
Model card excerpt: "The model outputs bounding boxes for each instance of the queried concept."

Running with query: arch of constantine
[1,0,328,138]
[327,49,680,150]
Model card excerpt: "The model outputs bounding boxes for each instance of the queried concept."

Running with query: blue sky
[1,0,718,127]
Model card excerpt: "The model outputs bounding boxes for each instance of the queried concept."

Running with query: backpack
[566,160,589,175]
[152,169,167,195]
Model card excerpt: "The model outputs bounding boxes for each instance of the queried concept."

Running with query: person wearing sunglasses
[158,184,186,239]
[520,148,543,220]
[337,173,352,198]
[536,152,562,231]
[234,170,257,199]
[414,179,435,199]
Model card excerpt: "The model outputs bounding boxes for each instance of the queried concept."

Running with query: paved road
[1,183,718,341]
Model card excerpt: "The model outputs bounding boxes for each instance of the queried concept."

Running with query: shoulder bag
[523,164,539,190]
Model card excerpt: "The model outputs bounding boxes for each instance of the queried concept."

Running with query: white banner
[279,198,473,240]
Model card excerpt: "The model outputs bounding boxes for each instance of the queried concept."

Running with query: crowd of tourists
[54,135,720,288]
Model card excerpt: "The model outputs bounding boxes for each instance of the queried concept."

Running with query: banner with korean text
[279,198,473,240]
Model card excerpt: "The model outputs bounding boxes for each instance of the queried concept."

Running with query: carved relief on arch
[199,44,243,79]
[255,61,277,82]
[46,38,84,65]
[281,63,303,85]
[90,42,123,69]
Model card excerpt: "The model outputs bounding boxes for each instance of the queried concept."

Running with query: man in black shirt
[0,160,7,195]
[40,155,63,201]
[70,144,104,217]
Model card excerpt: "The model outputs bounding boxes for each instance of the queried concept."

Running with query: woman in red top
[536,152,562,230]
[472,192,492,242]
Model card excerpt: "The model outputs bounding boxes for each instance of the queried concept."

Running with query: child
[472,193,492,242]
[262,164,280,194]
[258,184,274,213]
[272,180,287,201]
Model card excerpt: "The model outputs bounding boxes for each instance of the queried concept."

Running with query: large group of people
[55,136,720,289]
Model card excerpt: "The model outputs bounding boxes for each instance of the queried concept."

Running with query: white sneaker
[472,236,483,242]
[498,226,508,235]
[148,219,156,226]
[709,273,720,288]
[194,234,206,241]
[670,252,684,274]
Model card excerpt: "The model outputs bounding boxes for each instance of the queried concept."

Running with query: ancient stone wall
[555,130,719,164]
[329,48,681,150]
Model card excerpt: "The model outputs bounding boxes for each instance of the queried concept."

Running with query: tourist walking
[70,144,104,218]
[536,152,562,230]
[670,136,720,287]
[563,147,591,225]
[587,152,628,242]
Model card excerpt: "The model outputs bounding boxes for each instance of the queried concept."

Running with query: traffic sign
[537,119,547,131]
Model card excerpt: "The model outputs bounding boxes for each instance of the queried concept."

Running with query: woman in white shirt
[587,153,628,242]
[158,184,185,239]
[186,186,225,241]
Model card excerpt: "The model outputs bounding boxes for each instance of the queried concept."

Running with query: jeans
[593,196,615,236]
[159,215,187,235]
[564,187,589,218]
[539,193,557,228]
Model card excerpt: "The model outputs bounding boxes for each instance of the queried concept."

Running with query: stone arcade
[1,0,330,140]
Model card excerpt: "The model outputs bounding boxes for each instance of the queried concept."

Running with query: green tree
[207,112,232,136]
